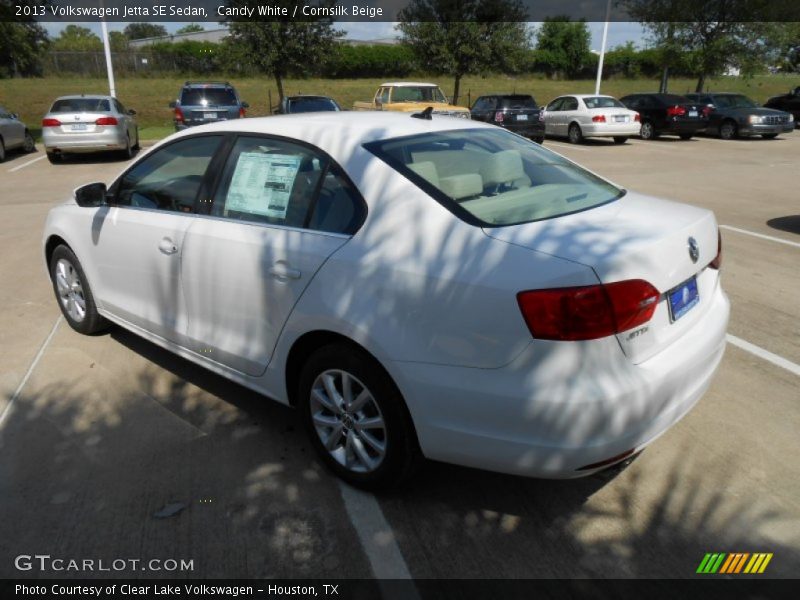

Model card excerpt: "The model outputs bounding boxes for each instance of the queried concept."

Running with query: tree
[124,23,168,41]
[52,25,102,52]
[109,31,129,53]
[534,17,591,79]
[0,1,49,77]
[398,0,530,105]
[224,1,343,101]
[177,24,205,35]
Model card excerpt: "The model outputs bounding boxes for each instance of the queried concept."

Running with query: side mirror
[11,113,19,119]
[74,182,107,207]
[127,109,137,115]
[168,101,176,109]
[241,101,249,108]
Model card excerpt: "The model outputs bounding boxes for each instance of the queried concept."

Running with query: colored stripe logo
[696,552,773,574]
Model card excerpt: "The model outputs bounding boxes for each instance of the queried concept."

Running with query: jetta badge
[688,237,699,263]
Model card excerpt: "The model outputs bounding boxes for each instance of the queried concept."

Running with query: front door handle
[269,261,301,281]
[158,237,178,255]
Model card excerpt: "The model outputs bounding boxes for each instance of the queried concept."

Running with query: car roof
[164,112,494,162]
[380,82,439,87]
[287,95,334,100]
[53,95,114,100]
[569,94,618,98]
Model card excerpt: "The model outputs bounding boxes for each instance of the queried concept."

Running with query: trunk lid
[46,112,109,134]
[484,191,720,363]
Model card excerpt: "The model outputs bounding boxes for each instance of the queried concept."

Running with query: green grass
[1,74,796,142]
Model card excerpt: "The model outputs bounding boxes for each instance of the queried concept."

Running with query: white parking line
[0,316,62,430]
[720,225,800,249]
[338,482,419,593]
[727,334,800,378]
[7,154,46,173]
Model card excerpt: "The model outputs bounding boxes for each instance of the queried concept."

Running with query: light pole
[594,0,612,95]
[99,11,116,97]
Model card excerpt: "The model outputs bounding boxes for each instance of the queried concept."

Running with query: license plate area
[70,123,88,131]
[204,112,218,119]
[615,115,628,122]
[688,110,698,117]
[667,276,699,322]
[517,114,528,121]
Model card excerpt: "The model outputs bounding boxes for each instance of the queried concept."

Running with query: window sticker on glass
[225,152,302,219]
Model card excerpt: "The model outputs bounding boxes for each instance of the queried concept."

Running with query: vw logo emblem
[688,237,699,263]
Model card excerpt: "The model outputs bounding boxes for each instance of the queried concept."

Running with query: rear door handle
[158,237,178,255]
[269,262,301,281]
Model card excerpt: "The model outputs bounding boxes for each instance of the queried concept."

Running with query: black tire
[613,136,628,144]
[120,134,133,160]
[639,121,658,140]
[0,137,5,163]
[298,343,421,490]
[47,151,61,164]
[23,131,36,153]
[719,120,737,140]
[49,245,107,335]
[679,133,693,140]
[533,137,544,145]
[762,133,778,139]
[132,127,140,150]
[568,123,583,144]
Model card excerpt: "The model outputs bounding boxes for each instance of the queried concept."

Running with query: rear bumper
[501,122,545,138]
[582,121,640,137]
[661,120,706,135]
[43,128,127,153]
[391,283,730,478]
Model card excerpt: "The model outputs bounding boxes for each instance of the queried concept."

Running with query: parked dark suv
[685,92,794,139]
[169,81,248,131]
[764,86,800,127]
[275,95,341,114]
[619,93,707,140]
[470,94,545,143]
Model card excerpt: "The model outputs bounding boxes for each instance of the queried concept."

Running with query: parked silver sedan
[42,95,139,163]
[0,105,36,162]
[544,94,641,144]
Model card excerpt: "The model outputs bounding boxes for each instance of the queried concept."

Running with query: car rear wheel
[762,133,778,139]
[639,121,658,140]
[46,151,61,164]
[49,245,107,335]
[568,123,583,144]
[0,138,5,162]
[298,343,421,489]
[120,135,133,160]
[613,136,628,144]
[533,137,544,145]
[23,131,36,153]
[719,120,737,140]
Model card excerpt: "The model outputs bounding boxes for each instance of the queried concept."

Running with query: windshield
[50,98,110,113]
[497,95,537,109]
[713,94,757,109]
[583,96,625,109]
[365,128,623,227]
[392,86,448,103]
[180,88,238,107]
[287,98,340,113]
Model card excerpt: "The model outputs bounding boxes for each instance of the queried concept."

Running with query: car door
[180,134,365,376]
[96,134,224,343]
[544,98,564,136]
[0,106,24,149]
[559,96,580,134]
[114,98,134,142]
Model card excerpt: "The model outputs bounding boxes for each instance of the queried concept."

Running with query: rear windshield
[583,96,625,109]
[287,98,339,113]
[50,99,110,113]
[657,94,690,105]
[181,88,238,106]
[365,128,623,227]
[392,86,448,103]
[497,95,537,109]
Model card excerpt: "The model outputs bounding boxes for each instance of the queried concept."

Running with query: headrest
[439,173,483,200]
[481,150,525,186]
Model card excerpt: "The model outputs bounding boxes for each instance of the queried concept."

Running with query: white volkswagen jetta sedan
[43,112,728,488]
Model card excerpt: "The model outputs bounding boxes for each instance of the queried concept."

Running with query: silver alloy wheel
[640,122,654,139]
[568,124,581,143]
[23,132,35,152]
[309,369,387,473]
[55,258,87,323]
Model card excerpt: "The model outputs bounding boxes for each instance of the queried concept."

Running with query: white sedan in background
[43,112,728,488]
[544,94,641,144]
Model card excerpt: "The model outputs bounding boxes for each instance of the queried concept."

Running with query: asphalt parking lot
[1,131,798,581]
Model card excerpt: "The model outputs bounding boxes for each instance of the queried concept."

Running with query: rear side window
[365,128,623,227]
[497,96,537,109]
[114,136,222,212]
[180,88,238,106]
[50,99,110,113]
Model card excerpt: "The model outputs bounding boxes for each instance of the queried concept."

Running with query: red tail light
[634,113,641,122]
[710,230,722,270]
[239,106,246,118]
[42,118,61,127]
[174,107,185,123]
[494,111,504,123]
[702,106,714,118]
[666,105,687,117]
[592,115,606,123]
[94,117,118,126]
[517,280,660,341]
[538,111,544,122]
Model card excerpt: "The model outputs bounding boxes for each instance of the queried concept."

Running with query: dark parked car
[169,81,248,131]
[275,95,341,114]
[619,93,707,140]
[685,92,794,139]
[470,94,545,143]
[764,86,800,127]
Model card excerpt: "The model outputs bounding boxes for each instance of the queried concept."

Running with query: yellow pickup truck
[353,82,471,118]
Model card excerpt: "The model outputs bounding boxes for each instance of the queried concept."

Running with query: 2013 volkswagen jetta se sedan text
[43,112,729,488]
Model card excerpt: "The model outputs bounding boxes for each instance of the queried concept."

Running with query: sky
[43,21,650,52]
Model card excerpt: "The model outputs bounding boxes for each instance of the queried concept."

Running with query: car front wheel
[640,121,657,140]
[568,123,583,144]
[719,121,737,140]
[23,131,36,153]
[0,138,5,162]
[298,343,420,489]
[49,245,107,335]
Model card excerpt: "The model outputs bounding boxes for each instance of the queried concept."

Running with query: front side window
[377,88,390,104]
[392,86,447,103]
[114,136,222,212]
[562,97,579,111]
[365,128,624,227]
[546,98,564,111]
[211,136,364,235]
